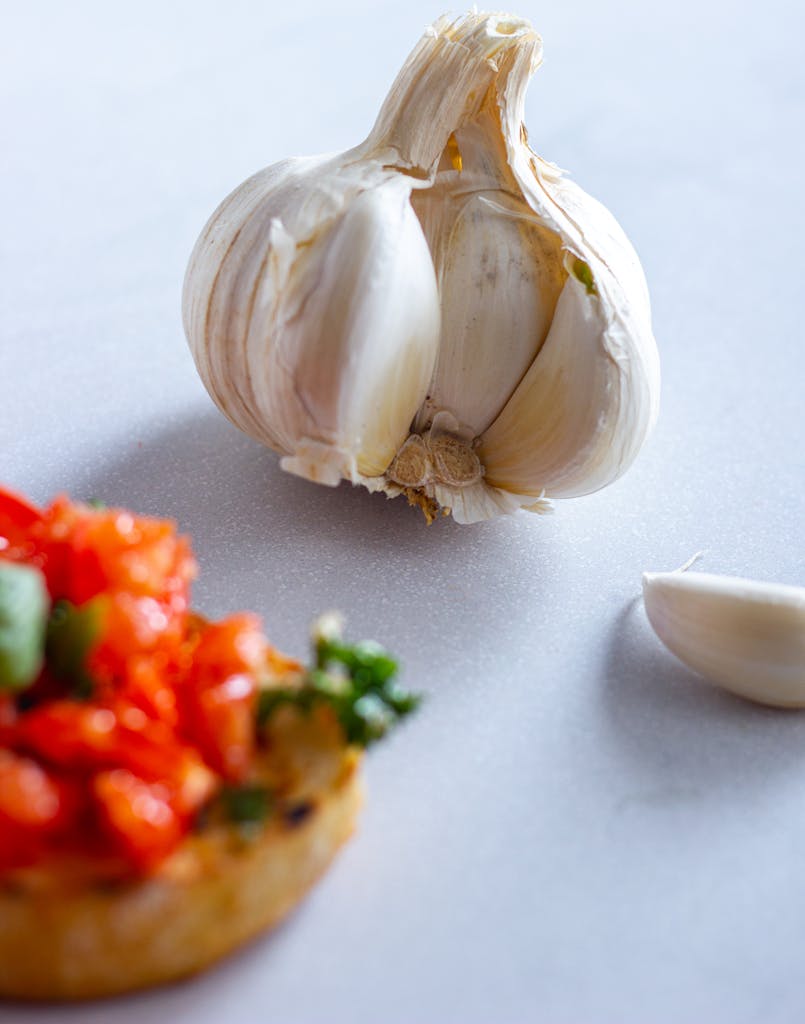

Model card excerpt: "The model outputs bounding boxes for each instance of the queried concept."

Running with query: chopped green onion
[258,624,420,747]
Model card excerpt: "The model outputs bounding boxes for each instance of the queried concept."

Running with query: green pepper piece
[0,561,49,691]
[46,598,105,700]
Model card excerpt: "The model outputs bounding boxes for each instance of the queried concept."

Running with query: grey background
[1,1,804,1021]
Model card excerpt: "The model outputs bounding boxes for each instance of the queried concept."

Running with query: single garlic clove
[478,248,655,498]
[642,569,805,708]
[274,181,441,479]
[412,134,566,438]
[184,170,440,482]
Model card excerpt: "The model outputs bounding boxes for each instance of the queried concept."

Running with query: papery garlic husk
[643,568,805,708]
[183,11,660,523]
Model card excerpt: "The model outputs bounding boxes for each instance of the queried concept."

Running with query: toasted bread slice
[0,706,362,1000]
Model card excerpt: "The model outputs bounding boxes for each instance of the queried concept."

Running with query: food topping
[0,487,417,877]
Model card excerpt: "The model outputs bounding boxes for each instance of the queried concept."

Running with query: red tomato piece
[114,652,181,727]
[0,486,42,562]
[30,498,196,616]
[183,673,256,782]
[191,614,267,683]
[0,487,42,533]
[0,487,275,877]
[14,701,119,768]
[0,750,62,828]
[15,700,197,784]
[87,594,186,697]
[41,501,196,604]
[180,615,265,780]
[93,770,183,873]
[0,833,39,871]
[114,709,196,783]
[0,695,18,744]
[0,751,78,871]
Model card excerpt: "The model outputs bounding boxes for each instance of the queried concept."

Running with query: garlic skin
[642,570,805,708]
[183,11,660,523]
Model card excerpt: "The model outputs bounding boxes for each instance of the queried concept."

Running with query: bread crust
[0,711,363,1000]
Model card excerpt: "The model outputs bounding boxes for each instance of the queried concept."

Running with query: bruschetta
[0,487,416,999]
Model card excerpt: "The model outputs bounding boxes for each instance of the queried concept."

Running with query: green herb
[46,598,105,700]
[220,784,272,824]
[571,257,597,296]
[257,624,421,747]
[0,562,49,691]
[85,498,107,511]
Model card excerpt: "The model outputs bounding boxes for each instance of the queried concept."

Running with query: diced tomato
[93,770,183,873]
[0,486,42,563]
[115,652,181,727]
[86,594,183,695]
[13,698,219,805]
[0,832,38,872]
[0,486,274,879]
[32,503,198,707]
[0,487,42,531]
[114,711,196,784]
[191,614,267,683]
[111,591,185,653]
[0,695,18,744]
[182,673,256,782]
[14,701,119,767]
[0,750,63,828]
[35,499,196,607]
[15,701,168,776]
[179,616,265,781]
[0,751,80,870]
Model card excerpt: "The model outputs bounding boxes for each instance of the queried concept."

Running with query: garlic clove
[642,569,805,708]
[411,125,566,439]
[478,247,655,499]
[185,170,440,482]
[274,181,440,480]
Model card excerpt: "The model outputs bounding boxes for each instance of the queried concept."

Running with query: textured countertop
[2,1,804,1021]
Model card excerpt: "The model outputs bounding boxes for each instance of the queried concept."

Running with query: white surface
[1,1,804,1021]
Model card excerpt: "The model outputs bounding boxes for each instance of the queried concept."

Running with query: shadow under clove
[599,597,805,796]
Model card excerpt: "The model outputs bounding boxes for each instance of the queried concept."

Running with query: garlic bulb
[183,11,660,523]
[643,568,805,708]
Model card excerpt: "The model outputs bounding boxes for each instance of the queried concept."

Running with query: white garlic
[183,11,660,523]
[642,567,805,708]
